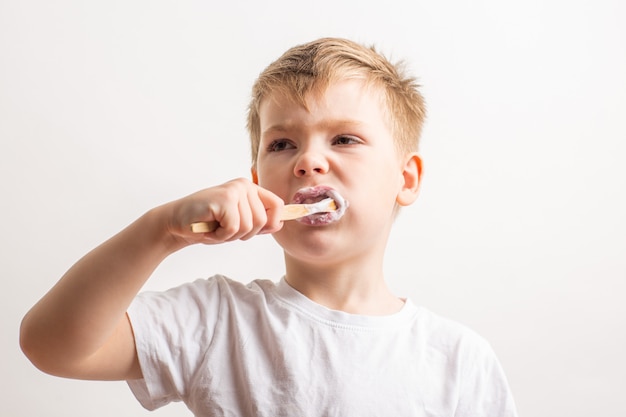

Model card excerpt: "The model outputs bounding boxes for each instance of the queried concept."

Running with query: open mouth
[291,186,349,225]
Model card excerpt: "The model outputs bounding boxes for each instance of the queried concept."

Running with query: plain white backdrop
[2,0,625,416]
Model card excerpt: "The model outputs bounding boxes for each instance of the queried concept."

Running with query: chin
[274,228,343,263]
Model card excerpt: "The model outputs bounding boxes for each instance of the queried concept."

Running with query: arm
[19,178,284,381]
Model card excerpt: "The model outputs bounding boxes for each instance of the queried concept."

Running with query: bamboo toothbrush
[190,198,337,233]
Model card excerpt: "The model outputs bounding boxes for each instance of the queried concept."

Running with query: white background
[2,1,625,416]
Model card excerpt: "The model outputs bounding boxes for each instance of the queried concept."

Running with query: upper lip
[291,185,335,205]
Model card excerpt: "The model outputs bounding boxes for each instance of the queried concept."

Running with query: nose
[293,148,329,177]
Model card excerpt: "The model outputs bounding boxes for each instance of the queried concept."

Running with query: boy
[20,37,518,416]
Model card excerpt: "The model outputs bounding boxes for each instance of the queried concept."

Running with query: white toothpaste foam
[293,186,349,225]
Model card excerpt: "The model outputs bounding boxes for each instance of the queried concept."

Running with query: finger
[256,187,285,234]
[210,204,241,242]
[238,190,270,241]
[234,194,257,241]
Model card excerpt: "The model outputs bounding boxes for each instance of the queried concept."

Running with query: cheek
[256,168,289,197]
[354,165,403,206]
[256,167,276,185]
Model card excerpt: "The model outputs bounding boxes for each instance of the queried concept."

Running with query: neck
[283,254,404,316]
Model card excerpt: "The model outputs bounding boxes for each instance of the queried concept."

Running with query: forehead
[259,79,390,133]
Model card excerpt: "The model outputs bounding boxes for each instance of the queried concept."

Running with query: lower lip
[296,211,341,226]
[297,213,336,226]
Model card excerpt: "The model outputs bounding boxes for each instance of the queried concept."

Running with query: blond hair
[246,37,426,165]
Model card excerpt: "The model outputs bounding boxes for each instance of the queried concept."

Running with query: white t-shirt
[127,275,517,416]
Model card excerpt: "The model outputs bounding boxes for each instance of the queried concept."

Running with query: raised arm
[19,178,283,381]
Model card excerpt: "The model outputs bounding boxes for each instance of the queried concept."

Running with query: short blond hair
[247,37,426,166]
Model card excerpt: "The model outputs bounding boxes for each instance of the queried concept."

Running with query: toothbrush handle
[190,221,219,233]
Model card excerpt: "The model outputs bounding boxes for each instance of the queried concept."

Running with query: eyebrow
[262,119,365,136]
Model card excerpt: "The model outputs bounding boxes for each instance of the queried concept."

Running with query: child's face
[253,79,420,265]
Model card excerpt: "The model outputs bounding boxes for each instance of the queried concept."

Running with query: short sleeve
[126,276,224,411]
[454,334,518,417]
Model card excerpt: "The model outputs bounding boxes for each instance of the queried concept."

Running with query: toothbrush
[190,198,337,233]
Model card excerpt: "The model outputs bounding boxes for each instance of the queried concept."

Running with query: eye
[333,135,362,146]
[266,139,296,152]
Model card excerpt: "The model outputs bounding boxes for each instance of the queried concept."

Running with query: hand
[165,178,285,245]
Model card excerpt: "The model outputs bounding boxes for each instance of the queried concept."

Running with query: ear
[396,153,422,206]
[251,167,259,185]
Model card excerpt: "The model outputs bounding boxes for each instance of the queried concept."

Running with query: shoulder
[128,275,278,333]
[409,305,518,416]
[133,275,274,305]
[410,305,509,387]
[411,304,493,352]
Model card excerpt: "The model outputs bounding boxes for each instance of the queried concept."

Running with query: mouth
[291,186,349,225]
